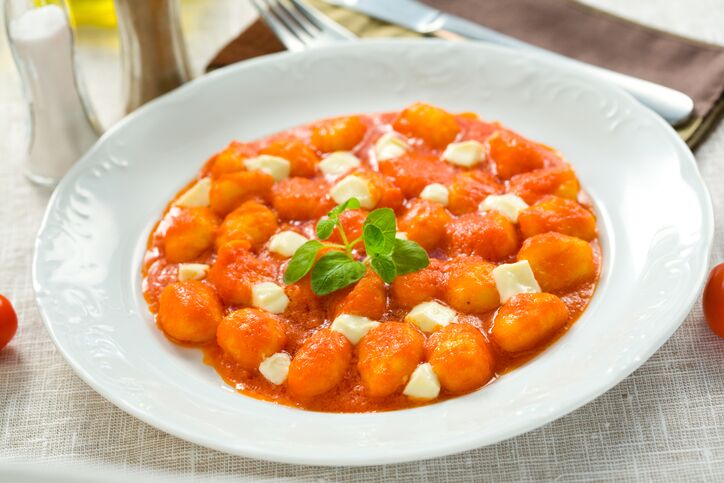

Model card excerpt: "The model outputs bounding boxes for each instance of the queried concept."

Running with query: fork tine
[288,0,357,40]
[250,0,306,52]
[272,0,319,37]
[263,0,313,43]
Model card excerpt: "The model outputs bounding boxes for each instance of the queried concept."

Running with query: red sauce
[142,105,602,413]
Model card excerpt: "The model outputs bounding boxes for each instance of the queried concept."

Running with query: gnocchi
[143,104,600,413]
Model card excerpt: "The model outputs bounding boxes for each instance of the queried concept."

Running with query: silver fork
[251,0,357,51]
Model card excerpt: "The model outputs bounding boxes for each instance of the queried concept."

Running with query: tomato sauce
[142,105,602,413]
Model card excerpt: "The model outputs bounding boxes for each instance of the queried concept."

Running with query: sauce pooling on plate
[142,103,601,412]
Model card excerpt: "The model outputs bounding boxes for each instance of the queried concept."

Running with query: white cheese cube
[251,282,290,314]
[258,352,291,385]
[442,140,484,167]
[177,263,209,281]
[403,363,440,400]
[375,133,409,161]
[330,175,378,209]
[395,232,408,240]
[419,183,449,206]
[480,194,529,222]
[174,178,211,208]
[243,154,290,181]
[330,313,380,345]
[268,231,309,258]
[492,260,541,304]
[405,301,456,333]
[318,151,361,176]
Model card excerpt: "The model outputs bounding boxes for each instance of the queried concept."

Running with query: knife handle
[439,15,694,126]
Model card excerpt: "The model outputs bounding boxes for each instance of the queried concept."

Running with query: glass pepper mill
[114,0,192,113]
[5,0,99,187]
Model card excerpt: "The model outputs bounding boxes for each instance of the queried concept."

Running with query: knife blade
[324,0,694,126]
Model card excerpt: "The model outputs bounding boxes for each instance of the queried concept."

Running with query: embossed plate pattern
[33,40,713,466]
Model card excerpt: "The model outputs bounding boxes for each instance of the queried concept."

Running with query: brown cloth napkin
[207,0,724,149]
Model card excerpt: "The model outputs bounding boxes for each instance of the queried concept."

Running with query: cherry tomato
[0,295,18,351]
[704,263,724,338]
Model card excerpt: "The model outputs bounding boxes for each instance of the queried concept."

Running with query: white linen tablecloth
[1,1,723,481]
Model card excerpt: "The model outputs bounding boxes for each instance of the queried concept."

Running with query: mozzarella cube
[174,178,211,208]
[330,175,378,209]
[251,282,290,314]
[268,231,308,258]
[318,151,361,176]
[375,133,409,161]
[419,183,449,206]
[395,232,408,240]
[492,260,541,304]
[177,263,209,281]
[405,301,456,333]
[243,154,290,181]
[258,352,291,385]
[330,313,380,345]
[442,140,484,167]
[480,194,529,222]
[403,363,440,400]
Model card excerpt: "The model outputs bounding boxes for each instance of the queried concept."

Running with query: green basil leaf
[316,218,336,240]
[391,238,429,276]
[363,224,384,253]
[318,198,361,240]
[363,208,396,256]
[310,251,366,295]
[342,197,361,211]
[283,240,324,284]
[329,197,360,219]
[370,255,397,284]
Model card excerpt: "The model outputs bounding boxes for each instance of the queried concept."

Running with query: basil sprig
[283,198,429,294]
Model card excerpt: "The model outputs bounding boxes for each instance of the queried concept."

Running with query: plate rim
[32,39,714,466]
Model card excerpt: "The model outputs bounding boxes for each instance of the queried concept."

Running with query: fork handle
[439,15,694,126]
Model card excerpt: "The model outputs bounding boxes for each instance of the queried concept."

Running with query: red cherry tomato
[703,263,724,338]
[0,295,18,351]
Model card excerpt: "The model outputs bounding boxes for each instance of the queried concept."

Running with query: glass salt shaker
[114,0,191,113]
[5,0,99,187]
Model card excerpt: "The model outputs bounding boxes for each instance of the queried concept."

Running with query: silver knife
[324,0,694,126]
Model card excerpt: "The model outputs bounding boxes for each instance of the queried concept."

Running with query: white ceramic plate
[33,40,713,466]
